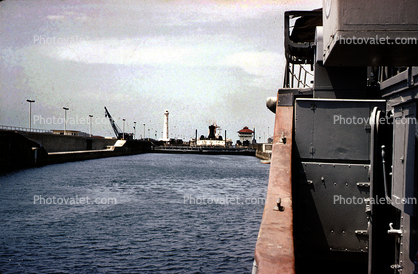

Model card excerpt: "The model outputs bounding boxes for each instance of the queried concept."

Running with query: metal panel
[278,93,294,106]
[293,162,370,252]
[295,99,385,161]
[392,103,416,215]
[322,0,418,66]
[294,99,314,159]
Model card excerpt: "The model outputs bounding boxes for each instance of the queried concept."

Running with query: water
[0,153,269,273]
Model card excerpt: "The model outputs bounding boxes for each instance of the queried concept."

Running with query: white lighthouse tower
[162,109,169,141]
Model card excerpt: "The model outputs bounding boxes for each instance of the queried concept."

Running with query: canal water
[0,154,269,273]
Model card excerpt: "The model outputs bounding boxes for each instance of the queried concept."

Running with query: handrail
[284,61,313,88]
[0,125,53,134]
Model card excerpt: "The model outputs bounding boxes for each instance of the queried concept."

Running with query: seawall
[20,131,116,152]
[0,130,151,172]
[253,143,272,161]
[0,130,49,171]
[153,145,256,156]
[1,128,270,172]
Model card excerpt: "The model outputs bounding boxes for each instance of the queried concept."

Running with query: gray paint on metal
[295,99,385,161]
[293,162,370,252]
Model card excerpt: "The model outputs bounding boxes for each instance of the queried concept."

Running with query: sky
[0,0,321,142]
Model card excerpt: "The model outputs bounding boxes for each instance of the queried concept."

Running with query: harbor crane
[104,106,132,140]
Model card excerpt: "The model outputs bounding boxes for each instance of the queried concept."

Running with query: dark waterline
[0,153,269,273]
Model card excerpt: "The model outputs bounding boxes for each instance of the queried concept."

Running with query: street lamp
[133,121,136,140]
[122,119,126,140]
[143,124,145,140]
[89,115,93,137]
[148,128,150,140]
[268,127,270,142]
[63,107,69,135]
[26,99,35,131]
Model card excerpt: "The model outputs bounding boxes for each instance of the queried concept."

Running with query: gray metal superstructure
[254,1,418,273]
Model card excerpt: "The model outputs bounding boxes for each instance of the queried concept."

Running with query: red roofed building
[238,126,254,143]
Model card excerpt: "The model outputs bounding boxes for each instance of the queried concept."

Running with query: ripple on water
[0,154,268,273]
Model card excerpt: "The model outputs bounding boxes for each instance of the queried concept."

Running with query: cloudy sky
[0,0,321,141]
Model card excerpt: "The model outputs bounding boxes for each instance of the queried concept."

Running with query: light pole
[63,107,69,135]
[26,99,35,131]
[89,115,93,137]
[148,128,150,140]
[122,119,126,140]
[268,127,270,143]
[143,123,145,140]
[133,122,136,140]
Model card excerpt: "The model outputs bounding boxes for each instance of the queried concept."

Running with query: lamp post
[143,123,145,140]
[133,121,136,140]
[63,107,69,135]
[122,119,126,140]
[26,99,35,131]
[89,115,93,137]
[268,127,270,143]
[148,128,150,140]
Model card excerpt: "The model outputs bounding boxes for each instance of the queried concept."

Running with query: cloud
[44,36,240,67]
[220,51,283,77]
[45,38,283,77]
[45,39,190,65]
[47,15,66,21]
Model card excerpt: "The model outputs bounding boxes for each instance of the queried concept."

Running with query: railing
[375,66,408,83]
[283,60,314,88]
[0,125,53,134]
[283,10,320,89]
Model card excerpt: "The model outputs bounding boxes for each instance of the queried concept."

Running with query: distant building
[195,124,233,147]
[52,130,89,137]
[238,126,254,144]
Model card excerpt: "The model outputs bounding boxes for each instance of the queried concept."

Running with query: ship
[253,1,418,273]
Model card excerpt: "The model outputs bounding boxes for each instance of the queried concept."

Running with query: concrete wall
[47,139,152,164]
[48,149,124,164]
[0,130,152,172]
[20,132,116,152]
[254,143,272,160]
[0,130,49,172]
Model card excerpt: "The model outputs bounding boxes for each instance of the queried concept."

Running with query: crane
[104,106,128,139]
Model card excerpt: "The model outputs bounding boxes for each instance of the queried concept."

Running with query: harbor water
[0,153,269,273]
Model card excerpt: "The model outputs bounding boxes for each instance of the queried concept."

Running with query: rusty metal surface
[254,104,295,274]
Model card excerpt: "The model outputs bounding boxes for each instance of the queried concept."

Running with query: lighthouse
[162,110,169,141]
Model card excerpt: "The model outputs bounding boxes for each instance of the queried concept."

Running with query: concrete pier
[153,145,256,156]
[0,129,152,172]
[21,131,116,152]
